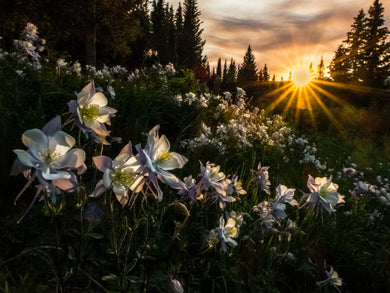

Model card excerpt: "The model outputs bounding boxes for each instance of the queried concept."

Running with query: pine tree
[272,74,276,82]
[224,58,237,91]
[316,56,326,80]
[344,9,367,83]
[237,45,258,85]
[262,64,270,81]
[181,0,205,69]
[222,59,228,87]
[258,69,263,81]
[216,58,222,78]
[329,44,351,82]
[365,0,390,87]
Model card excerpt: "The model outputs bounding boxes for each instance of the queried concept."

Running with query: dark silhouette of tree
[316,56,326,80]
[258,69,263,81]
[272,74,276,82]
[181,0,205,69]
[262,64,270,81]
[237,45,258,85]
[329,45,351,83]
[345,9,367,83]
[225,58,237,91]
[365,0,390,87]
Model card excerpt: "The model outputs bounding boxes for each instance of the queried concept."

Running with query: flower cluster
[179,90,326,171]
[13,23,46,70]
[178,161,246,209]
[207,212,244,252]
[253,183,298,232]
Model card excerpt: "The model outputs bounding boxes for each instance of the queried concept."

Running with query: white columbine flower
[305,175,345,213]
[92,143,144,206]
[208,214,240,252]
[68,81,117,137]
[13,116,86,193]
[136,125,188,201]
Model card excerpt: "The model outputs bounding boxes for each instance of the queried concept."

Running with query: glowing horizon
[170,0,390,80]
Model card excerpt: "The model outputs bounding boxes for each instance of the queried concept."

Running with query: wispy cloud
[170,0,390,78]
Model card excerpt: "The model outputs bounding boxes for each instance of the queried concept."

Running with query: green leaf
[102,274,118,281]
[86,232,105,239]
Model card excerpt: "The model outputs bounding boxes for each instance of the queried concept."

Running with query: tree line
[0,0,205,71]
[329,0,390,87]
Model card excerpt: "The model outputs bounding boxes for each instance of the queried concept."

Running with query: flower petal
[55,148,86,169]
[51,131,75,155]
[41,116,62,136]
[90,92,108,106]
[22,129,47,157]
[93,156,112,172]
[13,149,39,168]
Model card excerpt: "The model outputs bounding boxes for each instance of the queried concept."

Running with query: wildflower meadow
[0,23,390,293]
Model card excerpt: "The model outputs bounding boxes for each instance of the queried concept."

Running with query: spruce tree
[329,44,351,82]
[344,9,367,83]
[237,45,258,85]
[365,0,390,87]
[181,0,205,69]
[262,64,270,81]
[316,56,326,80]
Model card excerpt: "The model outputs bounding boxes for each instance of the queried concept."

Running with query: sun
[292,66,312,87]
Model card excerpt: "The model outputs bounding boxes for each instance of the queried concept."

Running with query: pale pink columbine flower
[92,143,144,206]
[199,161,226,195]
[305,175,345,213]
[67,81,117,137]
[252,162,271,195]
[12,116,86,198]
[135,125,188,201]
[208,214,241,252]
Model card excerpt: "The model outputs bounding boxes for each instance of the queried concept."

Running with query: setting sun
[292,66,312,87]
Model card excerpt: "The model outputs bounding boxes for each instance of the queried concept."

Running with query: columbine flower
[317,266,342,291]
[92,143,144,206]
[305,175,345,213]
[12,116,86,197]
[199,161,226,196]
[252,162,271,195]
[208,214,240,252]
[68,81,117,137]
[136,125,188,201]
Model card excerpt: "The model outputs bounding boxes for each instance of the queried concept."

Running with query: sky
[170,0,390,80]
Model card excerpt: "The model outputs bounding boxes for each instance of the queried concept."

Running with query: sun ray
[302,85,317,127]
[266,84,296,112]
[310,81,348,106]
[306,85,346,136]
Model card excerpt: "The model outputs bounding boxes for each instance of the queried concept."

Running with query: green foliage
[1,38,390,293]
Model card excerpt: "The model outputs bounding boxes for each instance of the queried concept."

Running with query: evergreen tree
[237,45,258,85]
[365,0,390,87]
[224,58,237,91]
[216,58,222,78]
[262,64,270,81]
[316,56,326,80]
[329,44,351,82]
[222,59,228,83]
[174,2,184,66]
[258,69,263,81]
[345,9,367,83]
[272,74,276,82]
[181,0,205,69]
